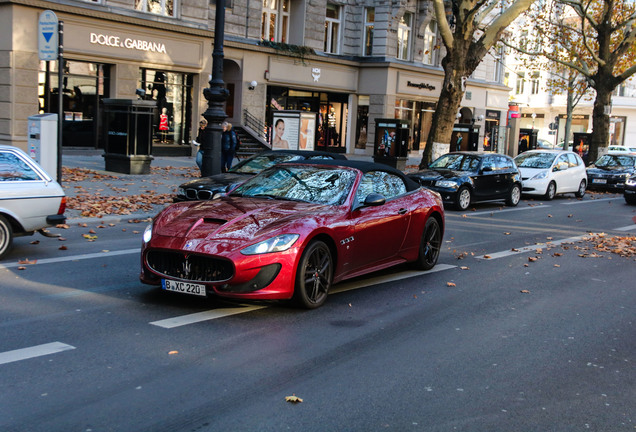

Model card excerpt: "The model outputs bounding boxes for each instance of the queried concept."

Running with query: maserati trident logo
[182,258,192,278]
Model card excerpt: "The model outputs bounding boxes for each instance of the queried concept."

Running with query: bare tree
[419,0,538,168]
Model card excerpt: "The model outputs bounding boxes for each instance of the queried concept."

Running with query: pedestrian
[221,121,238,172]
[193,118,207,170]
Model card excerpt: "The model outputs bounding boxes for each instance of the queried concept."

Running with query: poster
[272,113,300,150]
[299,113,316,151]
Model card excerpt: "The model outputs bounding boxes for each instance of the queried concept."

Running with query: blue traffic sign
[38,10,59,61]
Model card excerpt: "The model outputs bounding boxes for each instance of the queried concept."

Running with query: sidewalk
[61,149,423,222]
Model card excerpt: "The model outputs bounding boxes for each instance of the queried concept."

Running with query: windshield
[429,154,480,171]
[229,154,303,174]
[231,165,356,205]
[515,152,557,168]
[594,155,636,168]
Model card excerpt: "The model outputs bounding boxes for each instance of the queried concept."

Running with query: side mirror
[481,166,493,173]
[364,193,386,206]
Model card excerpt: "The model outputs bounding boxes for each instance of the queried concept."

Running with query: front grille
[146,250,234,283]
[183,188,213,200]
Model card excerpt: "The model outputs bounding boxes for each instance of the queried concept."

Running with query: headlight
[143,224,153,243]
[626,177,636,186]
[177,187,186,197]
[531,171,548,180]
[435,180,458,189]
[241,234,299,255]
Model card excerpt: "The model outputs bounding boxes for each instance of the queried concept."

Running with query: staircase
[234,109,270,159]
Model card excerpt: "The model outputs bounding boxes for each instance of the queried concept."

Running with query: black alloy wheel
[413,217,442,271]
[293,240,333,309]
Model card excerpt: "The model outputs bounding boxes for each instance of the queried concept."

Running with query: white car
[0,145,66,258]
[514,150,588,200]
[608,145,636,156]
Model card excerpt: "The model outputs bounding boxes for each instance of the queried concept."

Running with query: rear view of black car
[586,154,636,192]
[408,152,522,210]
[175,150,346,201]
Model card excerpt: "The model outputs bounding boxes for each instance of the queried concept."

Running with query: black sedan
[586,154,636,192]
[408,152,522,210]
[175,150,346,201]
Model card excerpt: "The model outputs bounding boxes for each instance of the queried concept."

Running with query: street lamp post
[201,0,228,176]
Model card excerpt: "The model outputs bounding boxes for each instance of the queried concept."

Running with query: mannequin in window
[327,107,337,146]
[159,107,169,143]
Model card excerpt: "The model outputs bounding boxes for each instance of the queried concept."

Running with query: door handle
[398,208,408,215]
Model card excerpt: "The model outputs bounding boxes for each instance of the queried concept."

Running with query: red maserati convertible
[140,160,444,308]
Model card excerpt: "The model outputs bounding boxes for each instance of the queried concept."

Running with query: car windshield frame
[429,154,480,171]
[230,165,357,205]
[515,152,558,169]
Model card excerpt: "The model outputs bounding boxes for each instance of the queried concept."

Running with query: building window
[135,0,175,16]
[363,7,374,56]
[515,72,525,94]
[261,0,290,43]
[324,4,341,54]
[397,12,412,60]
[422,21,437,65]
[530,71,540,94]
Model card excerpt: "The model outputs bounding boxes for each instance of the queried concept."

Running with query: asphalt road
[1,193,635,432]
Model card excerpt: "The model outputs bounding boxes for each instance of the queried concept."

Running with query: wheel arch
[0,211,25,234]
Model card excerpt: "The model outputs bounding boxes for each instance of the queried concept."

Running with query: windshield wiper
[252,193,278,200]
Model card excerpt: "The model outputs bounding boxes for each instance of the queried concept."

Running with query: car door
[551,154,575,192]
[348,171,412,274]
[495,156,517,197]
[472,155,499,200]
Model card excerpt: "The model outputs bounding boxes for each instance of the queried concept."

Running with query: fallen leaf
[554,264,560,267]
[168,350,179,355]
[528,257,538,262]
[520,290,530,294]
[59,245,68,250]
[460,266,470,270]
[504,232,511,235]
[30,240,40,245]
[446,282,456,287]
[285,395,303,404]
[483,255,492,259]
[18,259,37,265]
[17,266,26,270]
[56,224,70,229]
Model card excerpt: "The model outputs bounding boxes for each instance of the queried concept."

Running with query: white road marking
[615,225,636,232]
[458,205,551,217]
[150,305,267,328]
[0,342,75,365]
[0,249,139,269]
[562,197,619,205]
[475,235,587,260]
[151,264,456,328]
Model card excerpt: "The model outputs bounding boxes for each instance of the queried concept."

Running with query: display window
[39,60,110,148]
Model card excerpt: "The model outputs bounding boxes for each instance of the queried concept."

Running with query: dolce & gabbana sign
[90,32,167,54]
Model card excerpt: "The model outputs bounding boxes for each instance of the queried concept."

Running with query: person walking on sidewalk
[221,121,238,172]
[193,118,207,170]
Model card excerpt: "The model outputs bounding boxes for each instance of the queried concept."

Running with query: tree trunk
[588,86,612,163]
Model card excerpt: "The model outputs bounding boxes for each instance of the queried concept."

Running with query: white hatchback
[514,150,588,200]
[608,145,636,156]
[0,145,66,258]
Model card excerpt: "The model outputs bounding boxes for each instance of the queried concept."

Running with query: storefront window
[609,116,626,146]
[356,96,369,149]
[135,0,175,17]
[39,60,110,148]
[139,69,193,145]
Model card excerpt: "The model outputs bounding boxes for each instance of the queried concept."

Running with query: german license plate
[162,279,206,296]
[593,178,607,184]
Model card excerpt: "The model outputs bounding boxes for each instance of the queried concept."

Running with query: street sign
[38,10,59,61]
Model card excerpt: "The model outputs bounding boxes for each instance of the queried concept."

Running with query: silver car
[0,145,66,258]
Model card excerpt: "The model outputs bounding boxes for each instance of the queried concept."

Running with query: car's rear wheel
[412,217,442,271]
[574,179,586,198]
[0,215,14,260]
[506,184,521,207]
[293,240,333,309]
[625,194,636,205]
[544,181,557,200]
[455,187,471,211]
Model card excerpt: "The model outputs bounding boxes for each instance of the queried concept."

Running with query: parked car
[624,174,636,204]
[514,150,587,200]
[175,150,347,201]
[608,145,636,156]
[141,160,444,309]
[536,139,557,149]
[407,152,522,210]
[586,154,636,191]
[0,145,66,259]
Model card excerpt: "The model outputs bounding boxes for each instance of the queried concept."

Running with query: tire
[574,179,586,198]
[506,184,521,207]
[544,181,557,200]
[455,187,471,211]
[0,215,14,260]
[625,194,636,205]
[412,217,442,271]
[293,240,333,309]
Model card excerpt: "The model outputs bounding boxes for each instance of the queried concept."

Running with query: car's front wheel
[293,240,333,309]
[575,179,586,198]
[455,187,471,211]
[0,215,14,260]
[506,184,521,206]
[625,194,636,205]
[544,181,557,200]
[412,217,442,271]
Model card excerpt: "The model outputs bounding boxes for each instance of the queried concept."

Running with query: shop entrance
[267,86,349,153]
[39,60,110,148]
